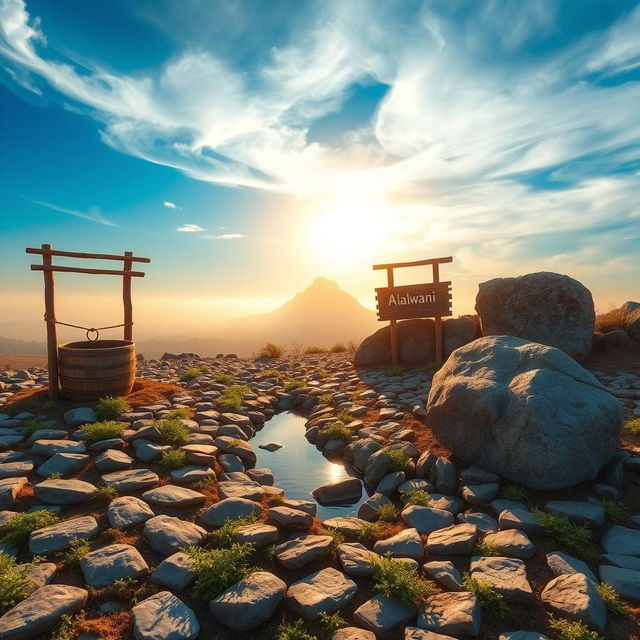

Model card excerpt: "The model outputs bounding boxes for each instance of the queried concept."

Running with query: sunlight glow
[305,194,392,267]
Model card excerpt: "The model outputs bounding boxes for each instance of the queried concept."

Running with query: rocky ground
[0,350,639,640]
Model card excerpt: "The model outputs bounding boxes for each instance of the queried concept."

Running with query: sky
[0,0,639,341]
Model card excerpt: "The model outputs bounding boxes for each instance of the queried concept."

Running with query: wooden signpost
[373,257,453,365]
[26,244,150,399]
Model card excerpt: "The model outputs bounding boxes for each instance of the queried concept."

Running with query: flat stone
[353,595,416,636]
[31,439,86,456]
[0,477,27,508]
[462,483,501,505]
[374,527,424,560]
[470,556,533,602]
[141,485,205,508]
[544,501,605,527]
[108,496,155,529]
[601,553,640,571]
[34,479,95,504]
[135,442,171,462]
[332,628,376,640]
[0,584,88,640]
[358,493,392,521]
[151,552,196,590]
[405,630,458,640]
[15,561,57,594]
[268,506,313,529]
[0,461,33,478]
[427,524,477,555]
[132,591,199,640]
[200,497,262,527]
[428,494,464,515]
[402,505,454,535]
[322,517,368,536]
[602,525,640,556]
[170,465,215,484]
[282,498,317,516]
[101,468,159,491]
[64,407,97,426]
[417,592,481,636]
[541,573,607,632]
[259,442,283,451]
[457,511,499,535]
[246,468,274,485]
[80,543,148,587]
[498,507,542,536]
[95,449,134,472]
[337,543,380,577]
[217,480,263,501]
[546,551,598,583]
[235,523,279,547]
[36,453,89,478]
[423,560,462,591]
[483,529,535,559]
[498,634,552,640]
[599,565,640,601]
[143,515,206,556]
[29,515,99,554]
[275,535,333,569]
[287,567,357,620]
[312,478,362,505]
[210,570,287,631]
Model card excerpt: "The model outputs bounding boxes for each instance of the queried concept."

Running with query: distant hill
[138,277,379,358]
[0,335,46,355]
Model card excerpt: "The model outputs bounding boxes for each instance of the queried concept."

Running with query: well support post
[42,243,59,399]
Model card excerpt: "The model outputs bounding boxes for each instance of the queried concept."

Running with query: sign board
[375,282,452,321]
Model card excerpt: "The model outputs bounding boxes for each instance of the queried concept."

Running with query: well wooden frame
[373,256,453,365]
[26,244,150,399]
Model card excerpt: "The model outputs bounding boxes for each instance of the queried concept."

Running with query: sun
[305,195,391,267]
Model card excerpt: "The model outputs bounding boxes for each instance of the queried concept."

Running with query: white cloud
[28,198,115,226]
[200,233,245,240]
[176,223,204,232]
[1,0,639,276]
[163,201,178,209]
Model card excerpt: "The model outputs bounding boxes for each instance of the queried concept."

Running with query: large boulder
[426,336,622,490]
[475,272,594,358]
[354,318,479,366]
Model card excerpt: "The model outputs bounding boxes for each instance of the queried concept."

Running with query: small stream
[252,411,370,520]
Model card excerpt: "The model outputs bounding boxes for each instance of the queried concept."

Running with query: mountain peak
[308,277,340,290]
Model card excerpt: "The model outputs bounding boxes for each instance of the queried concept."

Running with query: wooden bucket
[58,339,135,402]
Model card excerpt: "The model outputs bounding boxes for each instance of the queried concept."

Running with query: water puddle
[252,411,370,520]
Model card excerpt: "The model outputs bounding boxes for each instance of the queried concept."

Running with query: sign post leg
[390,319,399,365]
[42,243,59,400]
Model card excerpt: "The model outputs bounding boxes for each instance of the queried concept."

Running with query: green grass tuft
[186,543,254,600]
[624,418,640,436]
[276,618,318,640]
[318,611,346,633]
[156,417,190,447]
[180,367,204,382]
[532,508,592,554]
[22,418,48,436]
[377,503,398,522]
[217,385,250,413]
[163,407,193,420]
[95,396,131,421]
[0,510,59,548]
[500,484,528,503]
[388,364,405,376]
[462,572,509,619]
[322,420,352,442]
[303,346,328,354]
[330,343,347,353]
[213,373,234,384]
[210,516,258,549]
[401,489,431,506]
[383,448,410,472]
[595,582,629,616]
[601,499,626,524]
[90,485,119,503]
[547,615,604,640]
[372,554,438,605]
[473,539,503,557]
[316,393,334,405]
[317,527,345,547]
[80,420,126,442]
[0,554,42,615]
[335,410,353,424]
[64,537,89,565]
[50,613,77,640]
[284,380,305,392]
[159,448,187,471]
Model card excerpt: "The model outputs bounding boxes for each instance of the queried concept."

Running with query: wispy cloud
[28,198,116,226]
[200,233,245,240]
[1,0,639,281]
[176,223,204,232]
[163,200,179,209]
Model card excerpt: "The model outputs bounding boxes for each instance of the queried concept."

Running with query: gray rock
[426,336,621,490]
[95,449,133,472]
[541,573,607,632]
[417,591,481,636]
[80,543,148,587]
[374,527,423,560]
[200,497,262,527]
[333,628,376,640]
[64,407,97,426]
[483,529,535,559]
[0,461,33,478]
[337,543,379,577]
[599,565,640,601]
[268,506,312,529]
[544,501,604,527]
[141,485,205,508]
[0,477,27,508]
[210,571,286,631]
[143,515,206,556]
[498,507,542,536]
[470,556,533,602]
[34,478,96,504]
[462,483,500,504]
[312,478,362,505]
[0,584,87,640]
[132,591,199,640]
[457,511,499,535]
[108,496,155,529]
[151,552,196,590]
[235,523,279,547]
[435,457,457,495]
[401,505,454,535]
[602,525,640,556]
[31,439,86,457]
[29,515,99,554]
[15,561,56,594]
[546,551,598,583]
[101,468,159,491]
[287,567,357,620]
[36,453,89,477]
[601,553,640,571]
[423,560,462,591]
[353,595,416,636]
[358,493,393,522]
[376,471,405,497]
[499,634,551,640]
[426,523,477,555]
[275,535,333,569]
[475,271,594,358]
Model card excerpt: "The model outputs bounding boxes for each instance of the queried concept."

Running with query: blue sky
[0,0,639,339]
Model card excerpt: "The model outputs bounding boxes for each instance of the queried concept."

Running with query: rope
[44,316,133,342]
